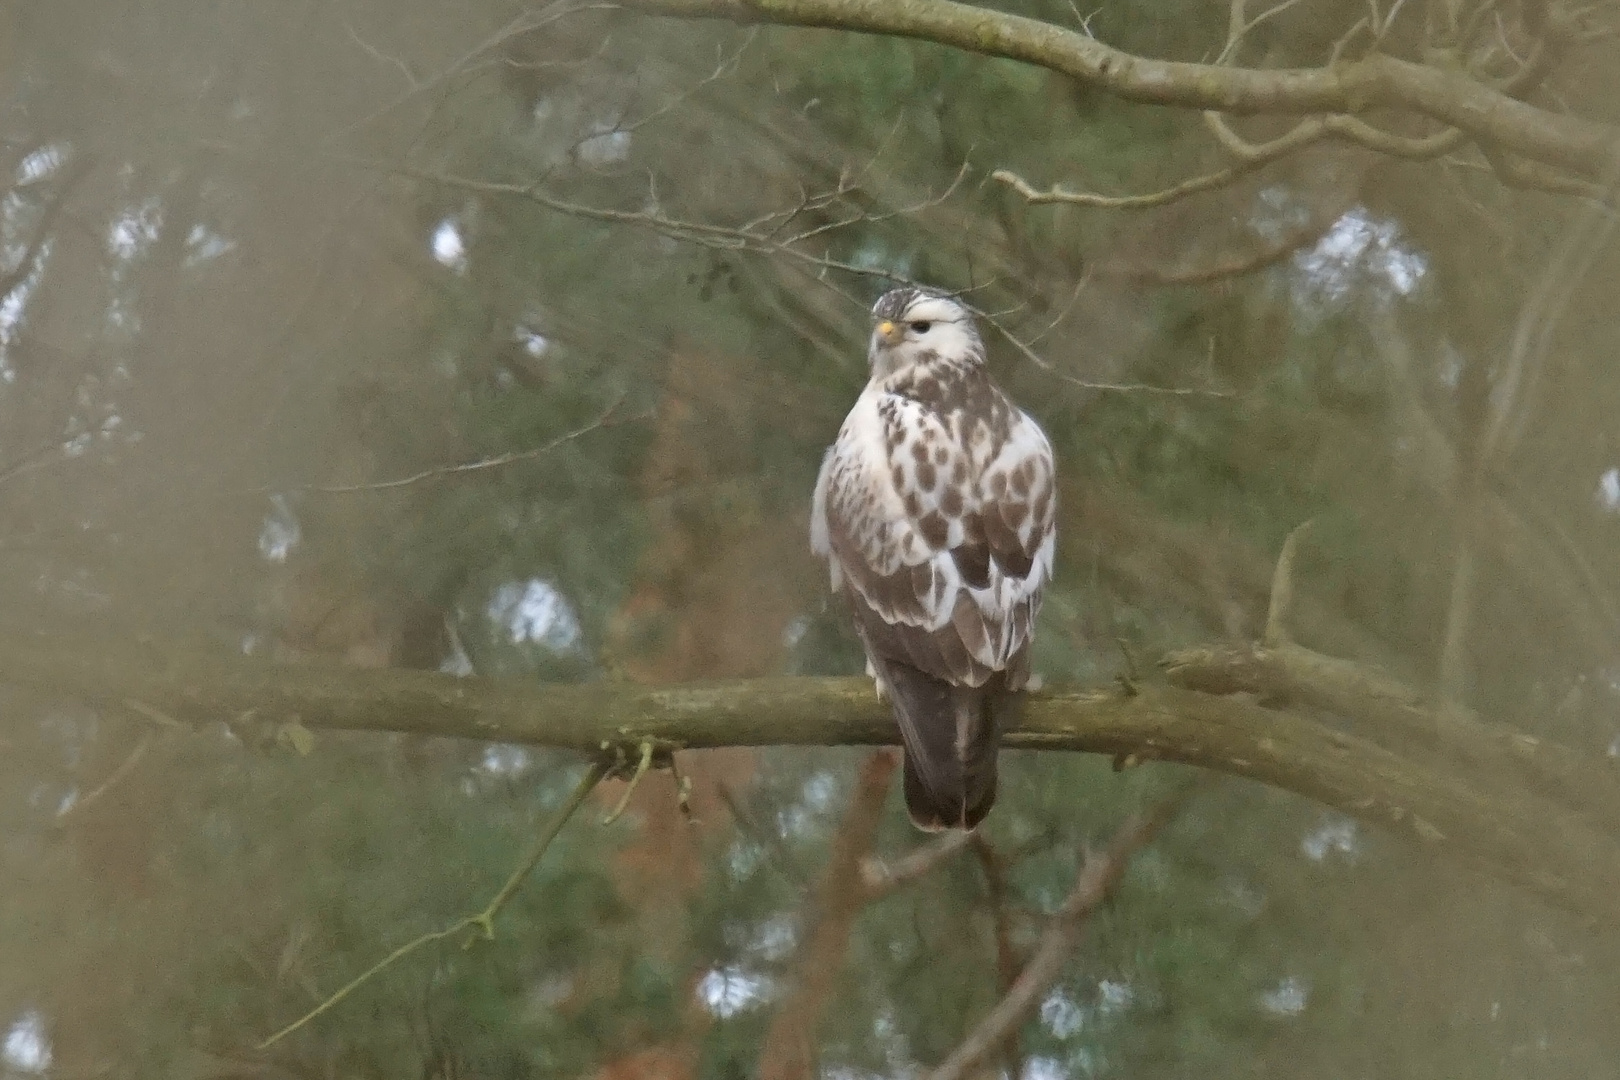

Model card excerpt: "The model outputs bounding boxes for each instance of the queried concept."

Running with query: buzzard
[811,288,1056,830]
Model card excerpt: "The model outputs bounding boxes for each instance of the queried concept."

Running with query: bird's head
[868,288,983,380]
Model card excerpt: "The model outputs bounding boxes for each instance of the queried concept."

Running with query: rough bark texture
[1162,641,1620,829]
[4,632,1620,924]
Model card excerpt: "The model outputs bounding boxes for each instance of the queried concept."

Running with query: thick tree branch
[5,633,1620,924]
[622,0,1620,178]
[1160,639,1620,831]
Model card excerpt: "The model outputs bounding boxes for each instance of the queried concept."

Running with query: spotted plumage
[811,288,1057,830]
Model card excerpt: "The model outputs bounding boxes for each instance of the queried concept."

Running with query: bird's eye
[909,321,932,333]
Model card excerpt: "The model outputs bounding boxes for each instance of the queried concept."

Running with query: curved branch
[4,633,1620,924]
[623,0,1620,177]
[993,163,1266,210]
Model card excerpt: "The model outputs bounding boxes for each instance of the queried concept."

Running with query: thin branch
[343,21,419,88]
[1476,147,1610,198]
[351,158,1230,398]
[1327,115,1465,158]
[1218,0,1316,64]
[320,1,613,145]
[53,732,153,825]
[968,833,1023,1077]
[256,760,608,1048]
[295,394,639,494]
[993,161,1289,210]
[858,830,972,898]
[611,30,758,139]
[1436,539,1476,705]
[1088,216,1327,286]
[995,335,1235,396]
[1206,111,1465,163]
[991,115,1329,212]
[927,784,1198,1080]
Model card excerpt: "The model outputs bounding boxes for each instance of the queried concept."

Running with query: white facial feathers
[867,290,983,379]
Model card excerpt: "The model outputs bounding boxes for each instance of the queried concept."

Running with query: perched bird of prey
[811,288,1057,830]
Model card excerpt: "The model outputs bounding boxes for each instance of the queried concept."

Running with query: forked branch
[927,783,1198,1080]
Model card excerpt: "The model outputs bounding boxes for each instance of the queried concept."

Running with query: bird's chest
[838,379,1003,493]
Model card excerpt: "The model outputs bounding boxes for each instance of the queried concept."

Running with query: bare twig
[601,739,655,824]
[1436,541,1475,704]
[343,21,419,87]
[297,394,639,494]
[994,160,1293,210]
[1218,0,1316,64]
[320,1,614,145]
[996,336,1235,396]
[991,115,1329,212]
[1088,215,1328,287]
[858,829,972,897]
[610,31,758,140]
[968,833,1023,1077]
[927,783,1198,1080]
[53,733,153,825]
[348,157,1229,398]
[257,759,608,1048]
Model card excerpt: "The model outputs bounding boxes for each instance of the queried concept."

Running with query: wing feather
[813,381,1056,690]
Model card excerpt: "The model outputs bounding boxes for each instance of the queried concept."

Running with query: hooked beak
[874,320,903,347]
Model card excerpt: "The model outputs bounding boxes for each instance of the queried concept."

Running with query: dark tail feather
[878,658,1003,831]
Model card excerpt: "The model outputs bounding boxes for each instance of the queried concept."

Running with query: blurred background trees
[4,0,1620,1076]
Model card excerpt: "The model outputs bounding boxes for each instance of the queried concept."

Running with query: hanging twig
[257,759,608,1049]
[295,394,641,494]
